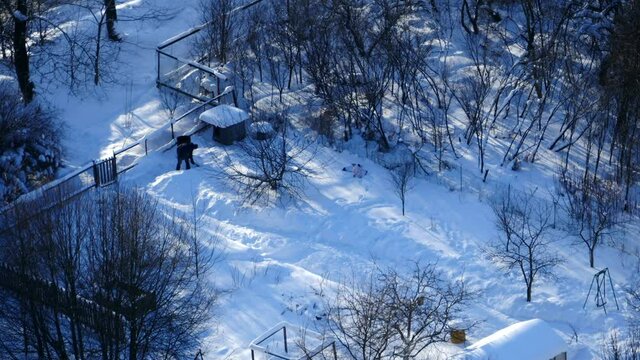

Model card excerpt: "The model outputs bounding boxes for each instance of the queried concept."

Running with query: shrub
[0,82,62,205]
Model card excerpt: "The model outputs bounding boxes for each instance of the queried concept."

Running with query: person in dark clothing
[189,143,199,166]
[176,142,198,170]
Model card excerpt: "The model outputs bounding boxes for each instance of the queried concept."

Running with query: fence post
[111,157,118,181]
[283,326,288,353]
[156,50,161,86]
[144,138,148,156]
[92,160,100,187]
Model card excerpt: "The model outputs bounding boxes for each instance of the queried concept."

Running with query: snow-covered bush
[0,83,62,205]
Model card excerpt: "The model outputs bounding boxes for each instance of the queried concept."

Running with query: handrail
[113,140,141,156]
[111,85,232,158]
[157,22,210,50]
[157,49,227,80]
[1,19,237,222]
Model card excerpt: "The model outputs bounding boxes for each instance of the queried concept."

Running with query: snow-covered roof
[199,105,249,128]
[455,319,567,360]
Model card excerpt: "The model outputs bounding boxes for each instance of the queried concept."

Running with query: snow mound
[456,319,567,360]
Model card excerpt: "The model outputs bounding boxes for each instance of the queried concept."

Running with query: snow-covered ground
[7,0,639,358]
[120,125,636,359]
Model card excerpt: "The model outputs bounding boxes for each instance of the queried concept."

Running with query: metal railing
[0,88,234,232]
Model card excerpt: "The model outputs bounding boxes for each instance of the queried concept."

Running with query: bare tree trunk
[94,14,104,84]
[13,0,34,103]
[104,0,120,41]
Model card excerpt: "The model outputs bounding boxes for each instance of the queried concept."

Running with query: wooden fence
[0,262,126,338]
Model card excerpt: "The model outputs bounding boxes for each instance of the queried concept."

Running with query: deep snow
[6,0,639,358]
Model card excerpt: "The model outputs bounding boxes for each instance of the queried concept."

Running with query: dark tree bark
[104,0,120,41]
[12,0,34,103]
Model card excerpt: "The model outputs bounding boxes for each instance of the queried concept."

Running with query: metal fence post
[156,50,161,86]
[144,138,148,155]
[283,326,288,353]
[92,160,100,187]
[111,157,118,181]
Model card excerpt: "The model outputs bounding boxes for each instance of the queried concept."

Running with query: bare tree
[601,1,640,209]
[391,163,414,216]
[265,42,289,104]
[0,0,35,102]
[0,187,218,359]
[487,188,562,302]
[380,262,471,360]
[323,271,395,360]
[27,0,123,90]
[219,112,315,205]
[322,262,471,360]
[449,35,497,174]
[87,188,217,360]
[159,85,186,120]
[558,171,623,268]
[601,326,640,360]
[198,0,235,64]
[187,191,223,280]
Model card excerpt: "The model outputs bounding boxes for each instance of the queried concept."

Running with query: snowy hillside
[1,0,639,359]
[119,125,636,359]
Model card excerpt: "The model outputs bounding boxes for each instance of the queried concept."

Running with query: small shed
[199,105,248,145]
[454,319,568,360]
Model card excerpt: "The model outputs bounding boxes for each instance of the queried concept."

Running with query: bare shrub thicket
[322,263,470,360]
[487,188,562,302]
[190,0,640,215]
[0,187,218,359]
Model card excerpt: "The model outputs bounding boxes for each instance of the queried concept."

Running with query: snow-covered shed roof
[455,319,567,360]
[199,105,249,128]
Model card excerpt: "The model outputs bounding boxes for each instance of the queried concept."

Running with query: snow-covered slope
[4,0,637,358]
[116,128,634,359]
